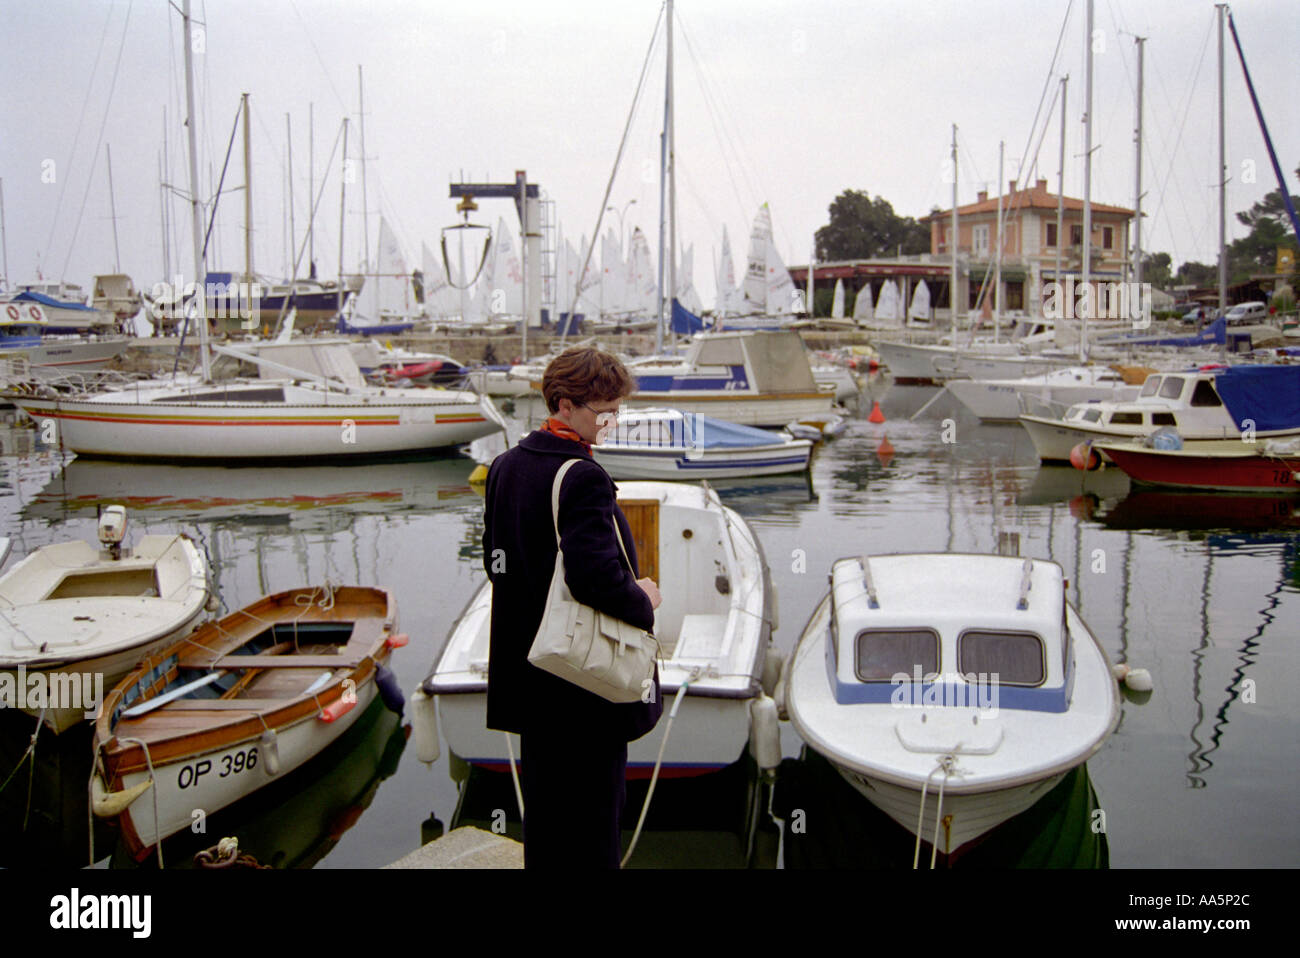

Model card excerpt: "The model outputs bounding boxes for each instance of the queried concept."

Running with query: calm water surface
[1,379,1296,868]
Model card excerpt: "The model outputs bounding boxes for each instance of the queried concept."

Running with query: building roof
[925,178,1135,221]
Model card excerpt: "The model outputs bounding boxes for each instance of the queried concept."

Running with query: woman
[482,346,662,868]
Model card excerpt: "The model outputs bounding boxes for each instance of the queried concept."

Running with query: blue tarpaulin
[12,290,99,312]
[1104,316,1226,348]
[1214,365,1300,432]
[670,298,705,335]
[686,414,785,448]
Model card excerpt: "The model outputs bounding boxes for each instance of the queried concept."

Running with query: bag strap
[550,458,636,577]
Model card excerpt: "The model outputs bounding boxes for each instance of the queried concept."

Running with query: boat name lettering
[177,747,257,789]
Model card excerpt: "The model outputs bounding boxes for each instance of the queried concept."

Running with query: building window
[1103,226,1113,249]
[1070,225,1083,246]
[1007,281,1024,310]
[973,224,989,257]
[1046,223,1057,247]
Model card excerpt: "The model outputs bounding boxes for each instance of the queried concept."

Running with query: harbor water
[1,378,1296,868]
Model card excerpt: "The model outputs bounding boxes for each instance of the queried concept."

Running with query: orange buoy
[876,435,895,462]
[868,401,886,424]
[1069,441,1101,471]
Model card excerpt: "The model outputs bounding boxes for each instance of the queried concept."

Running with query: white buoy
[1124,667,1154,692]
[1111,663,1130,682]
[411,688,442,763]
[748,694,782,772]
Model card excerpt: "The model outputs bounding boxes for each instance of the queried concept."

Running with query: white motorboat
[7,341,505,462]
[784,553,1119,860]
[1018,364,1300,462]
[625,330,835,427]
[593,408,812,480]
[0,508,211,733]
[946,365,1146,422]
[420,480,775,776]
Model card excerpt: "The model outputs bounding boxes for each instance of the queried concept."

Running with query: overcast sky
[2,0,1296,305]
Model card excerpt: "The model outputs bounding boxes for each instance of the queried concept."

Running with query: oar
[121,671,225,718]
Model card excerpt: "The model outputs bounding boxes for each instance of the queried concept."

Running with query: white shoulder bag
[527,459,659,703]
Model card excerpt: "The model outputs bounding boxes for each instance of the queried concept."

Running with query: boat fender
[760,643,783,697]
[748,694,782,773]
[1069,441,1101,471]
[411,688,442,764]
[319,696,357,723]
[376,663,405,715]
[1124,667,1153,692]
[385,632,409,649]
[260,729,281,776]
[92,779,153,818]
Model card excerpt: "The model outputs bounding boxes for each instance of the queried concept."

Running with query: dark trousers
[519,731,628,869]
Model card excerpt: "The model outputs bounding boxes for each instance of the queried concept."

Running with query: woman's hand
[636,577,662,610]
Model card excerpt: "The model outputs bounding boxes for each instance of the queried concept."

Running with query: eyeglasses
[581,403,621,421]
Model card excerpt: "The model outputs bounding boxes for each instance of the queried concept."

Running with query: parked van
[1224,301,1268,326]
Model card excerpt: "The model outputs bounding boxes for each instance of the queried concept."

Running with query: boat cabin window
[854,629,939,682]
[1140,376,1162,398]
[1158,376,1185,400]
[157,385,288,403]
[1081,408,1103,423]
[1189,380,1223,407]
[957,630,1046,686]
[1152,412,1177,426]
[1109,412,1142,425]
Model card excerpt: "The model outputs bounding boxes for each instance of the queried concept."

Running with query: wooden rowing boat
[91,585,407,862]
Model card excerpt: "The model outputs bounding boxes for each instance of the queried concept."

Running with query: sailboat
[7,2,504,463]
[719,204,798,330]
[340,216,418,335]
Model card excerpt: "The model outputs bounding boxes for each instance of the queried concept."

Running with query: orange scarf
[541,416,591,455]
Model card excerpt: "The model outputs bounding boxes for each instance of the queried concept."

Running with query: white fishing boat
[91,584,406,862]
[946,365,1146,422]
[593,408,812,480]
[8,341,505,462]
[0,507,211,733]
[624,329,836,427]
[0,311,129,382]
[1018,364,1300,462]
[784,553,1119,860]
[420,481,774,776]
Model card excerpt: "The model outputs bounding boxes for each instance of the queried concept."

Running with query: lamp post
[607,198,637,253]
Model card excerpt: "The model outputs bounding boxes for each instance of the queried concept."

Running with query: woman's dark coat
[482,430,663,742]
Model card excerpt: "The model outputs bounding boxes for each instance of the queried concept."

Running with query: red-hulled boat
[1097,441,1300,494]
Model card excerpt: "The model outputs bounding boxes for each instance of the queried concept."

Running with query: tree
[1141,251,1173,289]
[815,189,930,261]
[1175,261,1218,287]
[1227,162,1299,283]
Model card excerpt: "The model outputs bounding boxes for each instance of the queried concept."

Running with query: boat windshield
[854,628,938,682]
[957,630,1046,686]
[1140,376,1162,398]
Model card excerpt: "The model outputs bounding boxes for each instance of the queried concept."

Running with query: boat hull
[594,442,811,480]
[1101,445,1300,493]
[623,393,833,428]
[13,387,500,461]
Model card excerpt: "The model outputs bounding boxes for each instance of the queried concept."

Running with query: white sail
[875,279,903,326]
[629,227,657,317]
[764,232,795,315]
[852,282,874,322]
[487,216,524,319]
[352,216,413,325]
[716,225,739,315]
[421,242,458,320]
[676,243,703,315]
[601,228,626,318]
[576,234,601,317]
[831,279,845,319]
[742,205,771,313]
[908,279,932,324]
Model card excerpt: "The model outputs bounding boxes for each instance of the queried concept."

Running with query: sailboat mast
[1081,0,1094,363]
[1133,36,1145,295]
[0,178,8,287]
[286,113,296,284]
[309,103,315,271]
[807,240,814,319]
[655,0,673,355]
[995,140,1003,343]
[182,0,211,381]
[338,118,349,316]
[1056,76,1066,321]
[107,143,121,273]
[358,66,370,273]
[1216,3,1227,359]
[667,0,676,345]
[950,123,958,337]
[242,92,253,288]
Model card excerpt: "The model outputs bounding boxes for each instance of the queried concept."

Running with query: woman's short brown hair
[541,347,635,413]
